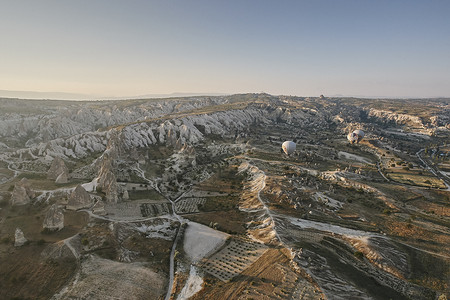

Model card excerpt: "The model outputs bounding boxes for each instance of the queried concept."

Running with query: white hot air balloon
[282,141,296,155]
[347,129,365,144]
[347,132,358,144]
[353,129,365,143]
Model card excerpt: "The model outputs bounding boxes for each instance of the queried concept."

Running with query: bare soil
[0,243,76,300]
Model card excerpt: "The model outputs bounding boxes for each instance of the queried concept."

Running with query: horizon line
[0,89,449,101]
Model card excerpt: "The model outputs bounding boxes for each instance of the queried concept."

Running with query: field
[200,236,268,282]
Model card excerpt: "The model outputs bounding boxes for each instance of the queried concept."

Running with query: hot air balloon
[353,129,365,143]
[347,132,358,144]
[347,129,365,144]
[282,141,296,155]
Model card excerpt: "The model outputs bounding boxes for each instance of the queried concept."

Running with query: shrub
[354,251,364,259]
[0,199,8,208]
[1,237,11,244]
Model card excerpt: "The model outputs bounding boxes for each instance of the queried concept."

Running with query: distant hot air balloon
[347,129,365,144]
[347,132,357,144]
[353,129,365,143]
[282,141,296,155]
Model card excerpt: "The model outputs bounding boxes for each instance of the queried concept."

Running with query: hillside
[0,94,449,300]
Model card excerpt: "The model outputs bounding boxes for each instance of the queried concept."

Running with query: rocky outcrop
[10,178,35,206]
[97,134,120,203]
[180,143,196,156]
[43,204,64,231]
[166,128,178,147]
[47,157,69,183]
[3,96,331,160]
[14,228,27,247]
[67,185,92,210]
[0,96,226,150]
[55,172,69,184]
[368,109,424,127]
[137,154,146,164]
[98,168,119,203]
[92,200,106,215]
[123,190,129,201]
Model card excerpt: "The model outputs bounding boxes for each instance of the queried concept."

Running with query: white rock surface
[177,266,203,300]
[183,221,229,263]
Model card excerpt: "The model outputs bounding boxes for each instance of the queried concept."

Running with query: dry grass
[387,169,446,188]
[0,206,88,244]
[0,243,77,300]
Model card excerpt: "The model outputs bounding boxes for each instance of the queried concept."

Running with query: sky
[1,0,449,99]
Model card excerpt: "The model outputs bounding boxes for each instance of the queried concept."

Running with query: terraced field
[200,236,268,282]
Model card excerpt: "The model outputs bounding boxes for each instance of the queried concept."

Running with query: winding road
[133,162,187,300]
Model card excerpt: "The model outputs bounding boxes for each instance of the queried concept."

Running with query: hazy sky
[1,0,449,98]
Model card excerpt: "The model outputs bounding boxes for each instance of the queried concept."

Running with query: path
[132,162,186,300]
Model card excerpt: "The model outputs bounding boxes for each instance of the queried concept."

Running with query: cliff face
[10,178,35,206]
[43,204,64,231]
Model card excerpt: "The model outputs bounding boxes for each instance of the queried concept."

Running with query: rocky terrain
[0,94,448,299]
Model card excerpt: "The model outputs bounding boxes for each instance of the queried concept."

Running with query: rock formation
[55,172,69,184]
[98,169,118,203]
[92,200,106,215]
[10,178,35,206]
[14,228,27,247]
[43,204,64,231]
[166,128,178,147]
[97,138,120,203]
[47,157,69,183]
[180,143,196,156]
[137,154,146,164]
[67,185,92,210]
[123,190,129,201]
